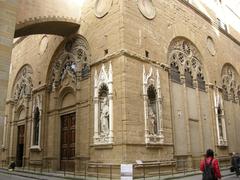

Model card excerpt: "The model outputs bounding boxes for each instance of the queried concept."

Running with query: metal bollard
[47,161,49,173]
[158,163,161,179]
[64,162,66,176]
[97,164,99,180]
[110,165,112,180]
[143,164,145,180]
[183,161,186,175]
[84,163,87,180]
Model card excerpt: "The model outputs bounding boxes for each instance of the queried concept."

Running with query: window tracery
[221,66,240,103]
[197,73,205,91]
[185,68,193,88]
[13,65,33,102]
[143,66,164,144]
[170,63,181,83]
[168,39,205,89]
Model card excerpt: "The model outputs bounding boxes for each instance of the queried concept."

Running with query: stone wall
[0,1,18,159]
[1,0,240,172]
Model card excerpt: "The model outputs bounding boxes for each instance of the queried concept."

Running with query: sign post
[121,164,133,180]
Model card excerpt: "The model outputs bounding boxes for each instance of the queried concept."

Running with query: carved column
[142,67,148,143]
[156,70,164,140]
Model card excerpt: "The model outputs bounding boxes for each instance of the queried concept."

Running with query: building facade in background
[1,0,240,173]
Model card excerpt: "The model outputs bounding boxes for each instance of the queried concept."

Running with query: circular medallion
[94,0,113,18]
[137,0,156,20]
[207,36,216,56]
[39,35,48,55]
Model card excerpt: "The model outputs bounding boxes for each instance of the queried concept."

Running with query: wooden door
[60,113,75,171]
[16,125,25,167]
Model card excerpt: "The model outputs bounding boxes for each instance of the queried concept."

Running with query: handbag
[230,166,235,172]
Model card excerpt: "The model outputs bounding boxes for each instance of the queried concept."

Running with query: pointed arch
[221,63,240,102]
[167,37,207,89]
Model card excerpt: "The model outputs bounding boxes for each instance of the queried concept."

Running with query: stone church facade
[1,0,240,173]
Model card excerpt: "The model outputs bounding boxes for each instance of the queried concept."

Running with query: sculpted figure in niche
[148,106,157,135]
[100,96,109,134]
[33,107,40,145]
[61,62,76,83]
[14,69,32,100]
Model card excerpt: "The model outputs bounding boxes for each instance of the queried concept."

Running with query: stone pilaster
[0,0,18,162]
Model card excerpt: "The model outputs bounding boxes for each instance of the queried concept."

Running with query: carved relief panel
[49,36,90,91]
[13,65,33,104]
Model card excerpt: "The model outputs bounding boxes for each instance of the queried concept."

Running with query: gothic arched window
[197,73,205,91]
[33,107,40,146]
[170,63,181,83]
[147,85,158,135]
[185,68,193,88]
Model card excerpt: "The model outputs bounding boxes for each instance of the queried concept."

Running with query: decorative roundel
[94,0,113,18]
[207,36,216,56]
[39,35,48,55]
[137,0,156,20]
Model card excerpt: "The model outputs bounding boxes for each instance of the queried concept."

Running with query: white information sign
[121,164,133,180]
